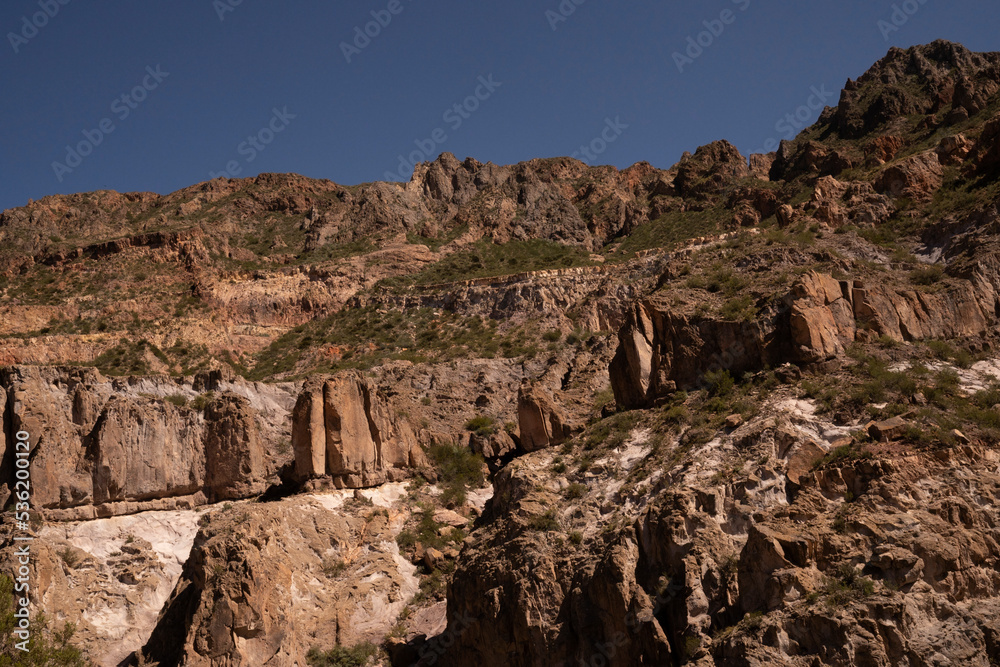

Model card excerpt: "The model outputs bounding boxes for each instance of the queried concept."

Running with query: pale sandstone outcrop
[292,371,424,488]
[0,366,291,516]
[141,496,418,666]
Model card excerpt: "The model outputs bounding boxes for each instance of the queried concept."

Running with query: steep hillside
[2,39,1000,666]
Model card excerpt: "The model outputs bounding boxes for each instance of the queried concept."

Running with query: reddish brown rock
[874,150,944,202]
[865,135,904,165]
[203,394,267,502]
[517,382,572,452]
[936,133,974,165]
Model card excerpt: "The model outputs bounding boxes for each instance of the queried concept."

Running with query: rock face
[203,395,267,502]
[142,492,419,667]
[610,298,781,409]
[611,270,991,408]
[89,396,205,505]
[874,150,944,202]
[517,382,572,452]
[808,176,895,227]
[0,366,295,518]
[292,371,424,488]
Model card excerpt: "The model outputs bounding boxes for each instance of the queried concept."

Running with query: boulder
[874,150,944,202]
[517,383,572,452]
[936,133,974,165]
[868,416,909,442]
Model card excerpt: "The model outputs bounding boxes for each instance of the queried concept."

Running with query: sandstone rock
[776,204,795,228]
[865,135,904,165]
[90,396,205,505]
[424,547,445,570]
[868,415,909,442]
[433,508,468,528]
[936,133,974,165]
[874,150,944,202]
[809,176,895,227]
[517,382,572,452]
[870,545,924,588]
[673,141,749,198]
[785,440,825,485]
[203,394,267,502]
[724,414,743,430]
[971,113,1000,172]
[141,495,418,666]
[747,153,775,181]
[731,202,760,227]
[292,371,423,488]
[789,271,857,363]
[610,297,777,408]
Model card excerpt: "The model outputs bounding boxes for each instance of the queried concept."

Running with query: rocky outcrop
[89,396,205,505]
[789,272,857,363]
[516,382,572,452]
[673,141,750,198]
[610,297,782,408]
[141,491,419,667]
[612,270,992,407]
[203,395,267,502]
[971,113,1000,172]
[0,366,295,518]
[292,371,424,488]
[830,41,1000,140]
[808,176,895,227]
[874,150,945,202]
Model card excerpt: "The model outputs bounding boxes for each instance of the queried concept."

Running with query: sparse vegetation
[306,642,378,667]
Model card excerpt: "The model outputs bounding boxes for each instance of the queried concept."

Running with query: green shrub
[528,509,560,532]
[165,394,188,408]
[569,530,584,545]
[191,393,212,411]
[306,642,378,667]
[704,370,735,397]
[322,558,348,578]
[909,265,944,286]
[463,416,496,437]
[564,482,587,499]
[429,443,485,507]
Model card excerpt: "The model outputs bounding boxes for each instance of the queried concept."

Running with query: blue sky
[1,0,998,212]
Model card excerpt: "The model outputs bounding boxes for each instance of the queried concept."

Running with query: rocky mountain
[2,39,1000,666]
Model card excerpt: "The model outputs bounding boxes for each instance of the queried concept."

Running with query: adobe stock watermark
[51,65,170,183]
[571,117,629,165]
[755,84,835,154]
[383,74,501,181]
[12,429,34,653]
[341,0,416,64]
[545,0,588,31]
[7,0,72,54]
[209,107,296,179]
[213,0,246,22]
[672,0,751,73]
[877,0,931,41]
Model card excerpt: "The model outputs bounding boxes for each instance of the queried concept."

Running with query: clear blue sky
[1,0,997,212]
